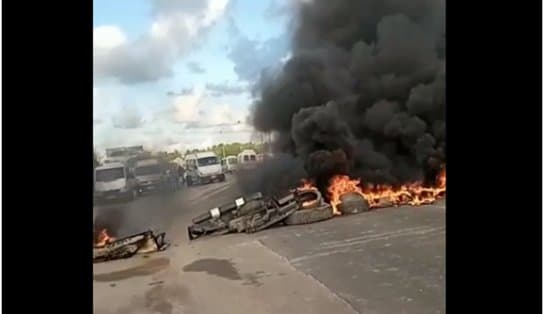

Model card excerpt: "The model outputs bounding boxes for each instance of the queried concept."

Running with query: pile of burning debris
[93,229,169,263]
[188,169,446,240]
[187,189,332,240]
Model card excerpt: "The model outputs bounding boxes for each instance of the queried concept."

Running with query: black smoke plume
[250,0,445,191]
[93,191,188,241]
[236,153,307,196]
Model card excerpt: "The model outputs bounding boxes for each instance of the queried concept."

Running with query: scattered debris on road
[187,189,335,240]
[187,168,446,240]
[93,230,170,263]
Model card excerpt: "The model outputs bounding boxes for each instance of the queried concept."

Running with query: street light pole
[218,121,241,159]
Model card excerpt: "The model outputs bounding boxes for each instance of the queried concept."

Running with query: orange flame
[296,168,446,215]
[297,179,317,191]
[296,179,320,208]
[327,175,364,215]
[326,168,446,214]
[95,229,116,247]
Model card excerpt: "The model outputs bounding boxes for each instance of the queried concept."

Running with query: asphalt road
[93,175,445,314]
[93,177,243,237]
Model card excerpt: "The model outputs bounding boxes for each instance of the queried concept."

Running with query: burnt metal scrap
[93,230,169,263]
[187,189,333,240]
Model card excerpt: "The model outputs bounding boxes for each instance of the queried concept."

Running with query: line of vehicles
[94,158,180,203]
[181,149,267,185]
[94,147,269,204]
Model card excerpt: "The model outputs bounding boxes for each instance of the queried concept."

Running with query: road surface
[93,175,445,314]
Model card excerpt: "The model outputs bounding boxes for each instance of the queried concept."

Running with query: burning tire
[296,189,323,209]
[337,192,369,215]
[284,204,334,225]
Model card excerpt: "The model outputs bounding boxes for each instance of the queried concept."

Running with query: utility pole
[266,132,272,154]
[218,120,241,158]
[261,132,266,154]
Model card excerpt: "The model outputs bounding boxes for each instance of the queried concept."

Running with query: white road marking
[319,226,438,249]
[204,182,235,199]
[290,226,445,264]
[254,240,360,314]
[186,180,236,203]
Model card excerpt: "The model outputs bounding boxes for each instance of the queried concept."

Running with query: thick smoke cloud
[305,149,350,194]
[236,153,307,196]
[94,192,189,240]
[291,101,355,159]
[251,0,445,189]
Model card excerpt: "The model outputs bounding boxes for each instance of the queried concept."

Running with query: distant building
[106,145,144,158]
[104,146,145,168]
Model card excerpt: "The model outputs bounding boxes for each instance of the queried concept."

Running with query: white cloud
[112,106,144,129]
[94,98,252,153]
[203,0,230,26]
[172,86,205,123]
[94,25,127,50]
[150,21,169,39]
[93,86,122,120]
[94,122,252,154]
[94,0,230,84]
[168,86,249,129]
[92,0,264,152]
[208,104,236,125]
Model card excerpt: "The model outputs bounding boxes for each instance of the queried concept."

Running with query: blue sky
[93,0,293,154]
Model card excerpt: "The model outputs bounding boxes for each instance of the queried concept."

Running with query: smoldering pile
[93,206,170,262]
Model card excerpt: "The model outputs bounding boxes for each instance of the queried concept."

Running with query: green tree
[183,142,264,158]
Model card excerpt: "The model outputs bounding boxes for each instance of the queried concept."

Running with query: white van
[221,155,238,173]
[238,149,257,170]
[94,162,138,202]
[185,152,225,186]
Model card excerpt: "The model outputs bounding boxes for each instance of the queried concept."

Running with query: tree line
[184,142,265,158]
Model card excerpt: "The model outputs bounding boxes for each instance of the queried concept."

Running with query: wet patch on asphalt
[112,284,192,314]
[241,271,273,287]
[182,258,242,280]
[183,259,278,287]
